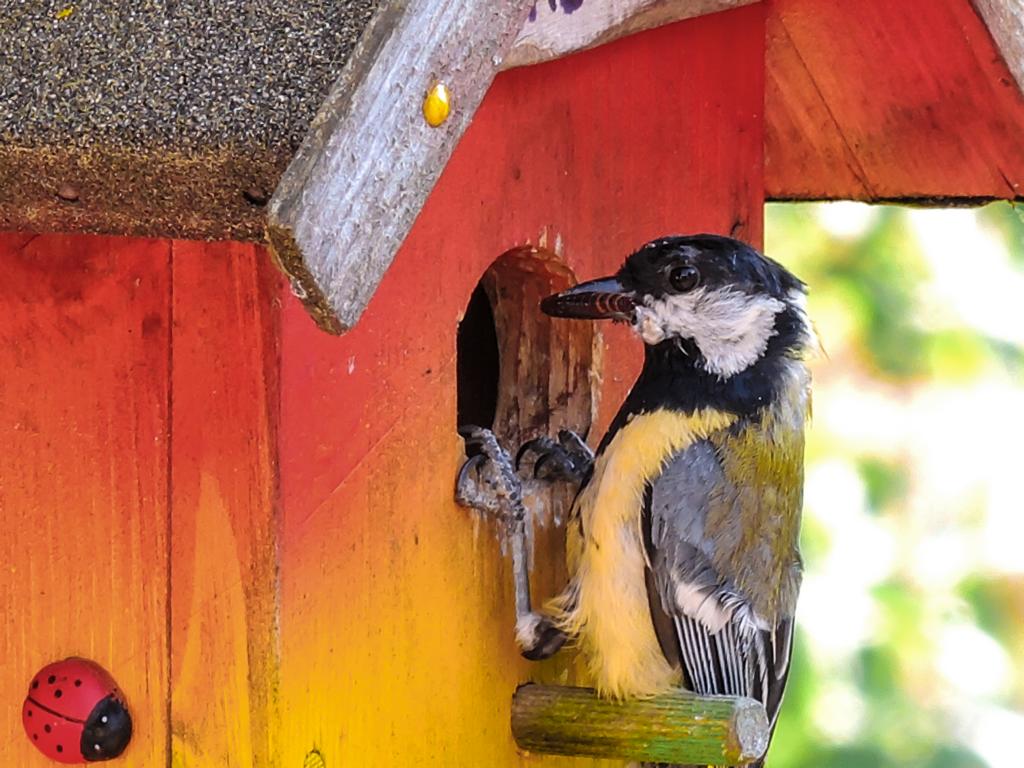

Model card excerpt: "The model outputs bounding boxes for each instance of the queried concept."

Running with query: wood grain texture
[764,0,1024,201]
[511,684,768,764]
[0,235,286,764]
[168,242,283,767]
[277,7,766,766]
[0,233,171,767]
[973,0,1024,91]
[504,0,759,69]
[483,247,596,447]
[266,0,536,334]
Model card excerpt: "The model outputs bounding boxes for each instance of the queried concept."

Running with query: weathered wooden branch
[503,0,760,70]
[511,684,769,765]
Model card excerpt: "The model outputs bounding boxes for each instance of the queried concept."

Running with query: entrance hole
[456,282,500,431]
[456,246,596,450]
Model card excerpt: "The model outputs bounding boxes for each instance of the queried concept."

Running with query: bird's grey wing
[641,438,797,727]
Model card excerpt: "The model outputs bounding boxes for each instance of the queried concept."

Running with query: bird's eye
[668,265,700,292]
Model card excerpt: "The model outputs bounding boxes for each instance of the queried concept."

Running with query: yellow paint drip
[422,83,452,127]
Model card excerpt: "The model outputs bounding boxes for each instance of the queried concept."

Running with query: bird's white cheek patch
[631,289,786,378]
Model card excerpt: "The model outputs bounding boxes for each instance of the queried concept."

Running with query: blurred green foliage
[765,202,1024,768]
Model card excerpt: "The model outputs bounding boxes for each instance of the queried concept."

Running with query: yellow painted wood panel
[281,392,610,766]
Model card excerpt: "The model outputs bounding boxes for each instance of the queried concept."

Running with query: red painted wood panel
[277,7,767,765]
[0,233,171,767]
[0,234,285,765]
[764,0,1024,200]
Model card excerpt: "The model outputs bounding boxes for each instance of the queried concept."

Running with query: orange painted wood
[168,242,283,766]
[0,233,171,767]
[277,7,766,765]
[764,0,1024,201]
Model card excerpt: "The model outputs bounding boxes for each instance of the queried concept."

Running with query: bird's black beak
[540,277,637,321]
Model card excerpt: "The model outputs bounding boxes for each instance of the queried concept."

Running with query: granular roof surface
[0,1,381,238]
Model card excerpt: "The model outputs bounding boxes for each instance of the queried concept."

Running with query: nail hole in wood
[243,187,270,206]
[56,184,80,203]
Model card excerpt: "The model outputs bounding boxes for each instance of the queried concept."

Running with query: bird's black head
[616,234,804,302]
[542,235,814,380]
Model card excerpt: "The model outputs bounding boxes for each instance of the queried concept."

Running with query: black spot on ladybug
[56,745,63,753]
[47,675,56,684]
[45,725,52,733]
[75,679,82,687]
[27,709,33,717]
[81,694,132,761]
[54,689,63,698]
[32,680,39,689]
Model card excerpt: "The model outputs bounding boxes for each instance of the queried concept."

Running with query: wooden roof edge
[973,0,1024,92]
[267,0,1024,335]
[266,0,534,334]
[265,0,759,334]
[501,0,758,70]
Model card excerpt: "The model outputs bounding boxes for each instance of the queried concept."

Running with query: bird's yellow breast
[554,407,736,698]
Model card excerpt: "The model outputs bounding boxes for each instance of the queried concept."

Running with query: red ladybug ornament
[22,658,132,763]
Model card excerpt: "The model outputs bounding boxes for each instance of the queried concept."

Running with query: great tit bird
[457,234,816,767]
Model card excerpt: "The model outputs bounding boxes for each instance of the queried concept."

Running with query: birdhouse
[2,1,1022,765]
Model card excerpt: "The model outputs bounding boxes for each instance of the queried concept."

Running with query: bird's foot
[516,429,594,484]
[456,426,574,659]
[515,612,569,660]
[455,426,525,526]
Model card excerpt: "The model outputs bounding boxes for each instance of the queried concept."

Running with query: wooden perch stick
[511,684,769,765]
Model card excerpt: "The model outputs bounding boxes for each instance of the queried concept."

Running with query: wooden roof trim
[973,0,1024,92]
[267,0,1024,335]
[501,0,759,70]
[266,1,535,334]
[763,0,1024,202]
[266,0,764,334]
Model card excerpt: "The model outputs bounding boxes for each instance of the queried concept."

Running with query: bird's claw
[455,426,525,524]
[516,429,594,483]
[455,453,491,509]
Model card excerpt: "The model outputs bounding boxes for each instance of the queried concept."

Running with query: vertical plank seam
[265,254,285,768]
[247,247,283,767]
[165,240,175,768]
